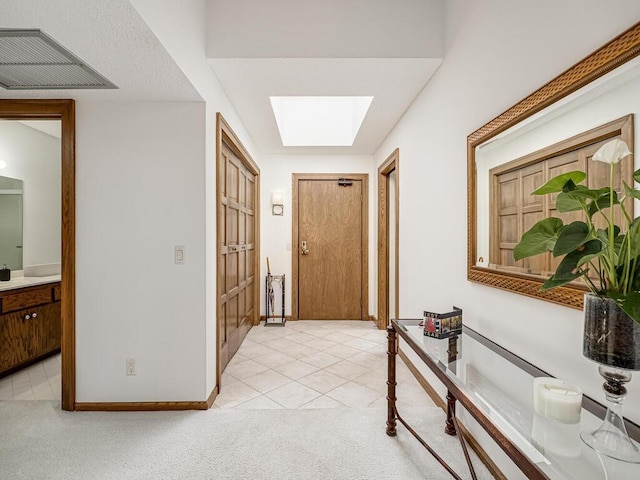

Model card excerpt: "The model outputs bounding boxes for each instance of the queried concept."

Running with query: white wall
[260,154,375,317]
[373,0,640,469]
[75,101,206,402]
[129,0,261,396]
[0,122,61,270]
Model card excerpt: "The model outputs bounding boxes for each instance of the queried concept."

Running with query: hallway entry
[0,100,75,411]
[292,174,368,320]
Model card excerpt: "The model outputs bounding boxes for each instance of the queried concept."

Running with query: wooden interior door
[294,174,368,320]
[218,141,256,372]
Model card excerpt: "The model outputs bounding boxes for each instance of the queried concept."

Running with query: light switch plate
[175,245,185,265]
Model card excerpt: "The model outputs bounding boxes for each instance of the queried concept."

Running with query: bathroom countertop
[0,275,62,292]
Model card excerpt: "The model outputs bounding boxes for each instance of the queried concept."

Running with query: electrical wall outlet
[126,358,136,376]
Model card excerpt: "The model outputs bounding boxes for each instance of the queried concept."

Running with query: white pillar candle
[533,377,582,424]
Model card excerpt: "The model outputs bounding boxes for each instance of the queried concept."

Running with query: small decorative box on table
[423,306,462,339]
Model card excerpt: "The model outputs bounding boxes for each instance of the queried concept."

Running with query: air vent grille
[0,29,117,90]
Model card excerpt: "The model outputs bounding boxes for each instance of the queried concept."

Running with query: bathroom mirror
[0,119,62,274]
[468,22,640,309]
[0,175,23,270]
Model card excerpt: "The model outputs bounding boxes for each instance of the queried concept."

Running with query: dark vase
[583,294,640,370]
[581,293,640,463]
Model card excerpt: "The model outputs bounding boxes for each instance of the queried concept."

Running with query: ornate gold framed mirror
[467,22,640,309]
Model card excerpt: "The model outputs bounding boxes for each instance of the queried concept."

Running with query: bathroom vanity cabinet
[0,282,61,376]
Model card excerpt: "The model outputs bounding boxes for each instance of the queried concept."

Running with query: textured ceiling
[0,0,200,101]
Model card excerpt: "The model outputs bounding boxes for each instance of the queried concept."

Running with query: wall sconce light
[0,160,6,169]
[271,191,284,216]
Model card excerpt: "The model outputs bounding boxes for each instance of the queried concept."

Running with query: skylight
[270,96,373,146]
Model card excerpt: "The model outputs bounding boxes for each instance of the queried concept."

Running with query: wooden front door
[293,174,368,320]
[218,138,257,373]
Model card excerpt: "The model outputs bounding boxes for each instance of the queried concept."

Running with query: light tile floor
[214,320,436,410]
[0,353,61,401]
[0,320,436,411]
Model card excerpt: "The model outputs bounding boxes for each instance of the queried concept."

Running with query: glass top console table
[387,319,640,480]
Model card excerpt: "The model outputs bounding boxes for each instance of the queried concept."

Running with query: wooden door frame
[0,99,76,410]
[377,149,399,330]
[215,113,260,389]
[292,173,369,321]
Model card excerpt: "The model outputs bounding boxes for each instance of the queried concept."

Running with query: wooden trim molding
[467,21,640,309]
[398,349,507,480]
[0,99,76,411]
[215,113,260,391]
[468,23,640,145]
[292,173,369,320]
[76,386,220,412]
[207,385,219,408]
[377,149,399,330]
[217,114,260,176]
[75,401,210,412]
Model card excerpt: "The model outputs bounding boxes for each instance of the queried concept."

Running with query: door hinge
[338,178,353,187]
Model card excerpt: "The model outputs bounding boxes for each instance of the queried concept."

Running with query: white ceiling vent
[0,29,117,90]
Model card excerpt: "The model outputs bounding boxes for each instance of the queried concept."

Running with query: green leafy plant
[513,139,640,325]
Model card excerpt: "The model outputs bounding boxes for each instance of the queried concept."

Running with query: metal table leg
[386,325,397,437]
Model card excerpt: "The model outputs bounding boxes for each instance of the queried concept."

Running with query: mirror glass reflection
[474,56,640,279]
[0,120,61,275]
[0,175,23,270]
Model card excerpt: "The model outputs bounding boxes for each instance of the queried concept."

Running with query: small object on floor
[265,272,286,326]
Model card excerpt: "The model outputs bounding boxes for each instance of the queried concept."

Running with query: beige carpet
[0,401,494,479]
